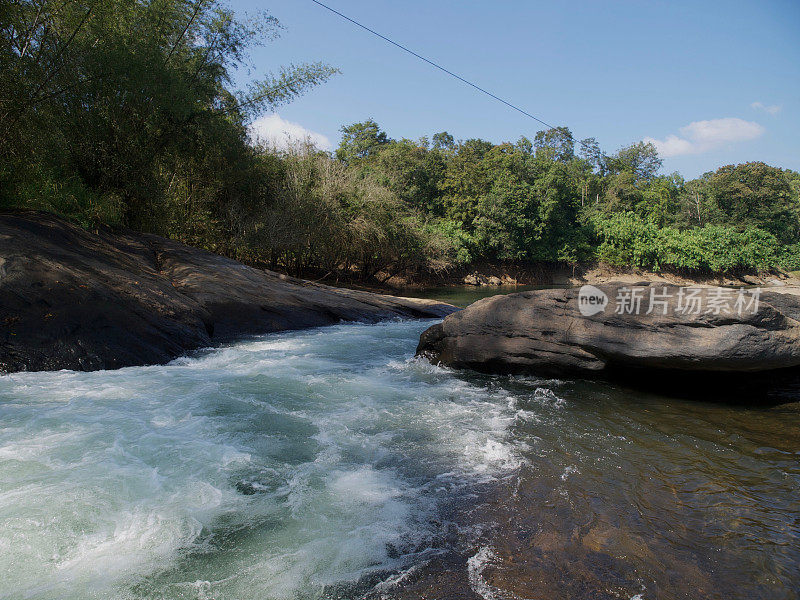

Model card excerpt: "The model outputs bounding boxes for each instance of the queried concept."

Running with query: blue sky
[233,0,800,179]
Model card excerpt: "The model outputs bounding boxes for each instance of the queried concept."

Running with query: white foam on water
[467,546,511,600]
[0,320,525,600]
[561,465,580,481]
[468,545,536,600]
[533,387,566,407]
[467,546,495,598]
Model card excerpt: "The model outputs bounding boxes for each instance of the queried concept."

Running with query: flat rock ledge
[0,211,458,373]
[417,284,800,379]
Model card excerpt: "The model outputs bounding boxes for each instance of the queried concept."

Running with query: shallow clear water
[0,319,798,600]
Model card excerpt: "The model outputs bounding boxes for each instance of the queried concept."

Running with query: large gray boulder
[0,211,457,373]
[417,284,800,377]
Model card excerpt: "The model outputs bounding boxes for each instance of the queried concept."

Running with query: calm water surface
[395,285,546,307]
[0,310,798,599]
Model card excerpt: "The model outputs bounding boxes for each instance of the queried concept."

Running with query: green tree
[438,138,495,228]
[704,162,799,244]
[335,119,389,164]
[606,141,662,184]
[579,137,604,172]
[372,138,444,213]
[432,131,455,150]
[534,126,575,162]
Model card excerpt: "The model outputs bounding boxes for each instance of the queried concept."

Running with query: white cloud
[248,114,332,151]
[645,134,695,157]
[680,118,764,145]
[644,117,765,158]
[750,101,782,116]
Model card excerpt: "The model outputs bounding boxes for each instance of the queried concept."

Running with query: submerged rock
[0,211,457,373]
[417,284,800,378]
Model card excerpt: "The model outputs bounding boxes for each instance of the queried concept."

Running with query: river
[0,296,798,599]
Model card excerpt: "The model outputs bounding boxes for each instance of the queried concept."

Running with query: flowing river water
[0,294,799,599]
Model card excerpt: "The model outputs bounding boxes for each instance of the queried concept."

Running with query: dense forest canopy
[2,0,799,281]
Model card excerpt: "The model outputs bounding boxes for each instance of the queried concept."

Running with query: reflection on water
[0,320,798,599]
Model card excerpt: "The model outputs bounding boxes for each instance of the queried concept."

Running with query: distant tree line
[331,120,800,277]
[2,1,799,282]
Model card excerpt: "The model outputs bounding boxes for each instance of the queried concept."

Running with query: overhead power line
[308,0,560,132]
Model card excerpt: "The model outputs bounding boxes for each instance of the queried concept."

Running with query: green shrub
[1,163,125,228]
[592,212,781,274]
[777,245,800,272]
[593,212,660,268]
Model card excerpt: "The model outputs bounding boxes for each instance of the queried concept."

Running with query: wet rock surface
[0,211,457,373]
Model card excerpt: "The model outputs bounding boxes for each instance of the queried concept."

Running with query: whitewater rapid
[0,320,527,599]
